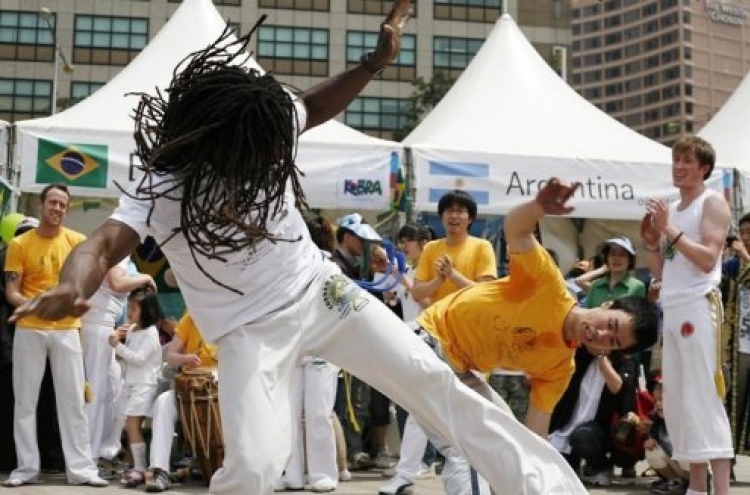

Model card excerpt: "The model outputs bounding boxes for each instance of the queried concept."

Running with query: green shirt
[585,273,645,309]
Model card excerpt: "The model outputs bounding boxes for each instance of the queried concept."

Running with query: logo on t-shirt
[322,274,369,318]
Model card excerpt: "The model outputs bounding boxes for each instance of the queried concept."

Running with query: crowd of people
[0,1,746,494]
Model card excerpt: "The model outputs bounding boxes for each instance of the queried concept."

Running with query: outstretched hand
[372,0,412,67]
[534,178,580,216]
[10,285,91,323]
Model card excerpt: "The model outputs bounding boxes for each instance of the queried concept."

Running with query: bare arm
[4,272,27,308]
[11,219,141,322]
[505,179,579,255]
[301,0,411,129]
[663,194,730,273]
[524,405,552,437]
[597,355,623,394]
[106,264,156,294]
[411,276,442,301]
[574,264,609,293]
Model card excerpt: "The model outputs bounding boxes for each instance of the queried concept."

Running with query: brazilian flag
[36,138,108,188]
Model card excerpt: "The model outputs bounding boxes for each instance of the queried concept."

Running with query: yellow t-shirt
[417,243,578,413]
[5,227,86,330]
[413,236,497,302]
[175,313,218,368]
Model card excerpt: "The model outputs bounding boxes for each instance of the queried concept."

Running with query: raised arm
[301,0,411,130]
[504,178,580,254]
[11,219,141,322]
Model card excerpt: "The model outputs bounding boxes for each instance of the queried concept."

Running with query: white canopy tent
[12,0,400,211]
[698,69,750,213]
[402,13,730,269]
[404,13,728,221]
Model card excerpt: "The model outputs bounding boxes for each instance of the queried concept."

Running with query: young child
[644,378,688,494]
[108,288,163,488]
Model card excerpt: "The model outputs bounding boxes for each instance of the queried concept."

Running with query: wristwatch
[360,51,386,77]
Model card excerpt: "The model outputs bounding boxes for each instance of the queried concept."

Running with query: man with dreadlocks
[10,2,587,494]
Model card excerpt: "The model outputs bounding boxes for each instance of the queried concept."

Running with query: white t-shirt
[111,101,323,342]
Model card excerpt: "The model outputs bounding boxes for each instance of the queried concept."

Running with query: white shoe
[375,449,394,470]
[378,474,414,495]
[310,478,336,492]
[416,462,436,479]
[338,469,352,482]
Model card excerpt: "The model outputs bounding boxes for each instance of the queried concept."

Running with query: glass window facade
[0,78,51,121]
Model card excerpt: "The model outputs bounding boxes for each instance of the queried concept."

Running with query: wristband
[668,231,684,251]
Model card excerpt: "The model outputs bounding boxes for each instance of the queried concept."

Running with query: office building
[0,0,571,139]
[572,0,750,145]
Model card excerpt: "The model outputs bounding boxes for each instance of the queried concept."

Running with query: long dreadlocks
[126,17,306,294]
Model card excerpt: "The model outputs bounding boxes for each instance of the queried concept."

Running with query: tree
[394,71,455,141]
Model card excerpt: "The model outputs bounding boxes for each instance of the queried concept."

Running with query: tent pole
[502,0,508,14]
[404,146,415,222]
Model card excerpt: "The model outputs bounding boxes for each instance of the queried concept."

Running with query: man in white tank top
[641,135,733,495]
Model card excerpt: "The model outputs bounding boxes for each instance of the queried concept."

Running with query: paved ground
[2,456,748,493]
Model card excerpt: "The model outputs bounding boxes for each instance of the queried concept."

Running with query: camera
[726,234,738,247]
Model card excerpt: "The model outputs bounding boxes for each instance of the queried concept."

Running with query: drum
[174,368,223,484]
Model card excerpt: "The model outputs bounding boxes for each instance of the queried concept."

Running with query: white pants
[81,319,123,460]
[394,414,429,481]
[283,360,339,488]
[10,328,99,484]
[208,262,585,495]
[149,390,178,472]
[662,295,733,462]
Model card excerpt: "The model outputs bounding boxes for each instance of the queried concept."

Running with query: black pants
[569,420,637,472]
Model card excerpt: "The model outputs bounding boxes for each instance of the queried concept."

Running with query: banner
[18,129,139,199]
[17,128,396,210]
[412,148,727,220]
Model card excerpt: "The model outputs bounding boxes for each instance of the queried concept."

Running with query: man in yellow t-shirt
[412,190,497,304]
[418,180,659,439]
[3,184,106,488]
[144,312,216,492]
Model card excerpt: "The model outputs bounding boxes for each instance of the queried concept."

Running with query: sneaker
[1,479,25,488]
[145,468,171,493]
[583,469,612,487]
[349,452,373,471]
[120,468,145,488]
[339,469,352,482]
[651,478,687,494]
[375,449,394,470]
[416,462,436,479]
[378,474,414,495]
[310,478,336,493]
[96,457,122,480]
[76,476,109,488]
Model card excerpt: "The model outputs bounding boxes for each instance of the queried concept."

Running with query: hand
[637,417,653,435]
[640,213,660,247]
[182,354,202,369]
[435,254,453,280]
[534,178,580,215]
[371,245,390,273]
[371,0,412,67]
[108,331,120,348]
[10,284,90,323]
[144,275,157,292]
[645,197,669,234]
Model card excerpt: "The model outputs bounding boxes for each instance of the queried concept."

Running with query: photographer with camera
[721,214,750,472]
